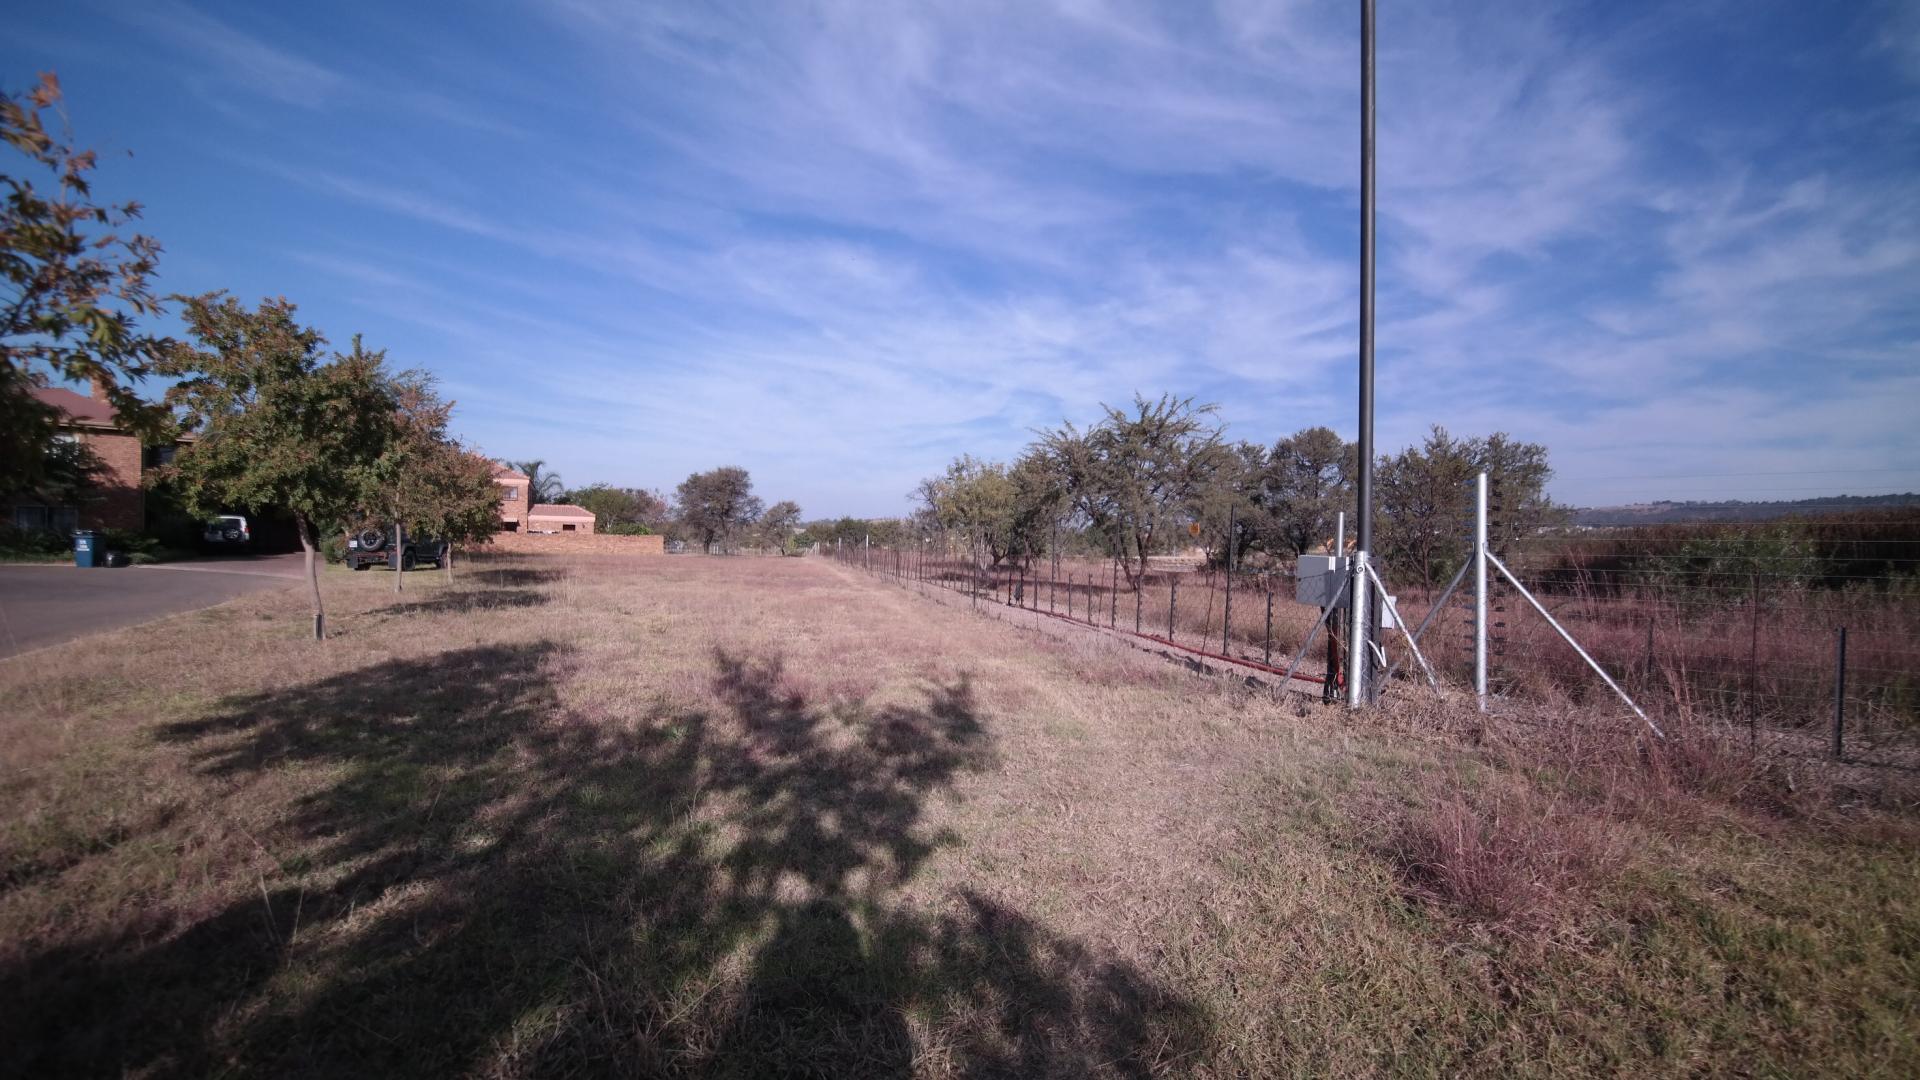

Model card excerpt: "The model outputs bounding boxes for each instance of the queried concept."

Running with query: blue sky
[7,1,1918,515]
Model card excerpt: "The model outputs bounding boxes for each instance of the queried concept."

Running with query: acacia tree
[1376,426,1564,589]
[2,72,168,494]
[755,499,804,553]
[916,453,1060,570]
[358,370,500,590]
[157,295,395,639]
[916,455,1014,568]
[1185,440,1267,567]
[1263,426,1355,556]
[676,466,761,553]
[1038,394,1229,584]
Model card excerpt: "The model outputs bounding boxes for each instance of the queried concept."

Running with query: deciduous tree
[567,484,668,532]
[358,370,500,589]
[676,466,761,553]
[2,72,168,494]
[156,294,396,639]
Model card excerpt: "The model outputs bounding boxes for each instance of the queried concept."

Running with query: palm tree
[512,459,567,504]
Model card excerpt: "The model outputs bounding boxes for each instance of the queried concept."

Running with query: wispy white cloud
[113,1,347,108]
[54,0,1915,513]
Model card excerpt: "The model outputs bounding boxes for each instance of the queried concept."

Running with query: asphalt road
[0,555,303,660]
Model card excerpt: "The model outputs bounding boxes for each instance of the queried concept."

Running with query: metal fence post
[1223,507,1235,655]
[1833,627,1848,760]
[1110,560,1118,628]
[1168,574,1178,644]
[1748,572,1760,722]
[1643,617,1654,690]
[1474,471,1489,711]
[1263,579,1273,666]
[1134,568,1142,633]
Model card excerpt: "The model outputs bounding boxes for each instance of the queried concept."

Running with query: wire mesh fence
[1468,525,1919,769]
[830,537,1355,700]
[828,520,1920,775]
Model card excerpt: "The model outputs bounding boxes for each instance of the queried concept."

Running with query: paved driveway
[0,555,303,660]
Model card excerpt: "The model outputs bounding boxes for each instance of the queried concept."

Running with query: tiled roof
[492,462,530,480]
[529,503,595,519]
[31,386,119,427]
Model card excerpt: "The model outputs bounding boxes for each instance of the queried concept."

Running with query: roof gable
[31,386,119,427]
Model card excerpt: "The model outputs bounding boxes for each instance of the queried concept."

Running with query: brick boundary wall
[476,531,665,556]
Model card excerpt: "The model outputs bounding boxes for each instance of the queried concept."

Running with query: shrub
[0,525,70,560]
[604,523,654,536]
[321,533,347,564]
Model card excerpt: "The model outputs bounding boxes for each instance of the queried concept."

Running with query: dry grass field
[3,553,1917,1077]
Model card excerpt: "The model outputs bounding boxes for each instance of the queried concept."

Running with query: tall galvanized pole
[1473,471,1489,711]
[1347,0,1377,708]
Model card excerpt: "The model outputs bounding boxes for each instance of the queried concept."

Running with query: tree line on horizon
[826,394,1561,593]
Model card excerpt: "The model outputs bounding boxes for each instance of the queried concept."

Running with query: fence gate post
[1168,574,1178,645]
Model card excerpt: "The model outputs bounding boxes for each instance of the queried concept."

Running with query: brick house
[528,503,596,534]
[6,383,177,534]
[490,462,598,533]
[492,463,531,531]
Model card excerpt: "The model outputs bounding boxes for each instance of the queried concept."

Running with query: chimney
[89,374,113,401]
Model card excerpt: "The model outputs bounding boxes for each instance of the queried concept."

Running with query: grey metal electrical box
[1294,554,1349,607]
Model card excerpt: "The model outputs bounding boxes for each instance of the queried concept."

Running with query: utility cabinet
[1294,555,1349,607]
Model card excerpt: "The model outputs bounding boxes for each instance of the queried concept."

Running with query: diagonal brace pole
[1281,593,1343,689]
[1366,562,1443,697]
[1489,552,1664,738]
[1382,557,1468,685]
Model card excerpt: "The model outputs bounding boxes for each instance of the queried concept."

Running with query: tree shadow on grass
[470,565,570,587]
[2,645,1209,1078]
[378,587,550,616]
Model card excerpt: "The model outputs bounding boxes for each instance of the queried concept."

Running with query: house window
[562,522,577,531]
[13,505,78,534]
[500,484,519,500]
[144,445,178,468]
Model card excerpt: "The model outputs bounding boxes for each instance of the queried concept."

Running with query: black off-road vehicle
[344,527,448,572]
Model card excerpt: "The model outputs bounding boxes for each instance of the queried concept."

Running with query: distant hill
[1572,493,1920,527]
